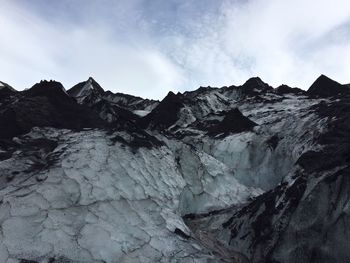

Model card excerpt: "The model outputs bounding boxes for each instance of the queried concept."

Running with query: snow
[133,110,150,117]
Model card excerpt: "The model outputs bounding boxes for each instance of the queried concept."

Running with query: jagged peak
[138,91,184,129]
[26,80,69,99]
[207,108,257,136]
[318,74,334,81]
[243,77,266,87]
[240,76,273,96]
[0,81,17,101]
[86,77,104,92]
[156,91,184,109]
[307,74,348,97]
[68,77,104,100]
[0,81,16,91]
[162,91,183,101]
[311,74,340,87]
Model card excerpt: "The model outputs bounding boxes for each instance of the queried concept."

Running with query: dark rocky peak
[240,77,274,96]
[161,91,184,104]
[0,81,17,100]
[0,80,107,139]
[138,91,185,130]
[207,108,257,136]
[307,74,349,97]
[25,80,71,102]
[70,79,159,112]
[68,77,105,103]
[243,77,272,89]
[243,77,266,86]
[0,81,16,91]
[275,84,305,95]
[87,77,104,93]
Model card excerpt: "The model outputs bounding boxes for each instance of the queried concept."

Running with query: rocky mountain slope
[0,75,349,262]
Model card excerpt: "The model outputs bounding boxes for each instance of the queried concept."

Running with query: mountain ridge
[3,74,348,101]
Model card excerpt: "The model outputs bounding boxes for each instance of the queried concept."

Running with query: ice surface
[0,129,255,262]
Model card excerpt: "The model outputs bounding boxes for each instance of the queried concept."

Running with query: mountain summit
[68,77,105,104]
[307,74,349,97]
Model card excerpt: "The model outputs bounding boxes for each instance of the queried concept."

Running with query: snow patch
[133,110,150,117]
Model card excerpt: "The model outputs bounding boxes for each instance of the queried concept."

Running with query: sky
[0,0,350,99]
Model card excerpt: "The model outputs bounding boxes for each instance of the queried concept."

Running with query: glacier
[0,75,349,262]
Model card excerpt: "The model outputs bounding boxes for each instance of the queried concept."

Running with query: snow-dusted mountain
[68,77,159,120]
[0,75,349,262]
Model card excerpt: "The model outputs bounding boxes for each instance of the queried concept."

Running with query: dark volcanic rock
[241,77,274,96]
[110,126,164,151]
[25,80,71,100]
[0,81,16,101]
[20,260,39,263]
[266,134,280,150]
[208,108,257,136]
[174,228,191,239]
[221,176,307,262]
[307,74,349,97]
[138,91,184,130]
[0,80,106,139]
[0,108,22,138]
[220,77,274,100]
[91,100,140,128]
[297,93,350,174]
[275,84,305,95]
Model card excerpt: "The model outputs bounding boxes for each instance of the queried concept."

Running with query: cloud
[221,0,350,87]
[0,0,349,100]
[164,0,350,90]
[0,0,184,99]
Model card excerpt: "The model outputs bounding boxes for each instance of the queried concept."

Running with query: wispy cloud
[0,0,349,99]
[161,0,350,90]
[0,0,184,99]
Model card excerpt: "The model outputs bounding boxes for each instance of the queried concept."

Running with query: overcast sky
[0,0,350,99]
